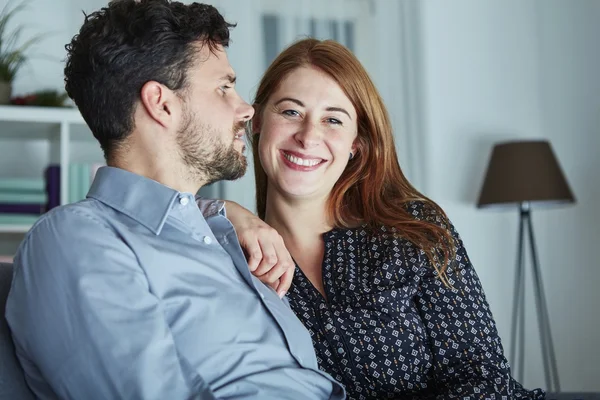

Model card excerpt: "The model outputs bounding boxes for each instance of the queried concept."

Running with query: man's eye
[220,85,231,93]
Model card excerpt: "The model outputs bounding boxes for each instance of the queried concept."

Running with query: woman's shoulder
[330,199,457,255]
[333,200,451,239]
[403,199,451,228]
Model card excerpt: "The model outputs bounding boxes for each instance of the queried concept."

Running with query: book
[69,163,80,203]
[0,203,44,214]
[45,165,60,210]
[0,214,40,225]
[0,192,47,203]
[0,178,45,192]
[79,163,91,200]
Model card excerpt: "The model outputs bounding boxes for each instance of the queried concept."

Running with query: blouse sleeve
[410,203,545,399]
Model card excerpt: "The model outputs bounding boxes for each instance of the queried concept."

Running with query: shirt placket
[320,237,374,396]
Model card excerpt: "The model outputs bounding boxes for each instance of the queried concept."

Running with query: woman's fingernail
[278,291,286,299]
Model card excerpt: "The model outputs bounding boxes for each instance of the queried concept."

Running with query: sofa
[1,261,599,400]
[0,262,35,399]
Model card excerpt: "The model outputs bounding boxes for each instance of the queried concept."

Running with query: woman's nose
[294,123,322,148]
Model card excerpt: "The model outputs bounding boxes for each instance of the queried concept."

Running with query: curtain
[260,0,368,68]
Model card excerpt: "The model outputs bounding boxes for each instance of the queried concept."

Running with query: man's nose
[238,100,255,122]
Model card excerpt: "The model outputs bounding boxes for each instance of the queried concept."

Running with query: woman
[240,38,544,399]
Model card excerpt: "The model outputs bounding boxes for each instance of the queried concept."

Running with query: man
[5,1,345,399]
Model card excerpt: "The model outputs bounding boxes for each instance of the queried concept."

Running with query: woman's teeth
[284,153,321,167]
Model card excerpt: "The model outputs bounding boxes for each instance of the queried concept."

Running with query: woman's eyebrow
[274,98,352,120]
[274,97,303,107]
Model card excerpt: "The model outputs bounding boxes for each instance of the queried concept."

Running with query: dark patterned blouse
[286,202,545,400]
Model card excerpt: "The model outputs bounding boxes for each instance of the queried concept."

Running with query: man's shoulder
[12,199,129,280]
[17,199,119,260]
[24,200,116,247]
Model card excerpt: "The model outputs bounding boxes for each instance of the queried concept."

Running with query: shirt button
[337,347,344,354]
[179,196,189,206]
[203,236,212,245]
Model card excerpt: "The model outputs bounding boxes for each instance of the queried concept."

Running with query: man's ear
[139,81,177,129]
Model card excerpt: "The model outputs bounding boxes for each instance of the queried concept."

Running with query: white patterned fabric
[287,201,546,399]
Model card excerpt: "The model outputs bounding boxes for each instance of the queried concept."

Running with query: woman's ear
[251,107,261,134]
[351,138,359,156]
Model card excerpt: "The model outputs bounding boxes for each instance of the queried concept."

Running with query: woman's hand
[225,201,294,298]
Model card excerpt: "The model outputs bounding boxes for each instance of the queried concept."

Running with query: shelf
[0,224,32,234]
[0,105,93,141]
[0,105,85,124]
[0,105,96,230]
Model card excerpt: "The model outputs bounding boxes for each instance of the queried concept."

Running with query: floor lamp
[477,140,575,393]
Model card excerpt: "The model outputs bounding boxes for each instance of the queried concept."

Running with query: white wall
[418,0,600,391]
[534,0,600,389]
[8,1,71,94]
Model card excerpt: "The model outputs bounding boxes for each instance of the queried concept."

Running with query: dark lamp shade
[477,140,575,208]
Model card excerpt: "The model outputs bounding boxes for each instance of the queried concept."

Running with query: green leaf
[0,0,42,83]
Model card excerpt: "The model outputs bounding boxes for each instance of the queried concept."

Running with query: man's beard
[176,112,248,186]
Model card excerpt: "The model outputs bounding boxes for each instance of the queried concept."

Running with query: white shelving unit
[0,105,96,237]
[0,223,33,234]
[0,105,84,124]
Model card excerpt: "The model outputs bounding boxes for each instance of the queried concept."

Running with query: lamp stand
[509,202,560,392]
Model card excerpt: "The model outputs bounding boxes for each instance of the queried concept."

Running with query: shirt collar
[196,196,226,218]
[87,166,184,235]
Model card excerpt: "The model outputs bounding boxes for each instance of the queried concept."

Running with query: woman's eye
[326,118,342,125]
[282,109,299,117]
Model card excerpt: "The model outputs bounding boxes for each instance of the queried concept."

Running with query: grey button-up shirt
[6,167,345,400]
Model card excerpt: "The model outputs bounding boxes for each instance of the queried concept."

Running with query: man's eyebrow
[219,73,236,84]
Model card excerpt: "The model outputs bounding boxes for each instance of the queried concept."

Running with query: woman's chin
[284,184,338,203]
[274,180,321,200]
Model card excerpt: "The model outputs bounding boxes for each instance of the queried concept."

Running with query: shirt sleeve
[413,212,545,399]
[6,207,216,400]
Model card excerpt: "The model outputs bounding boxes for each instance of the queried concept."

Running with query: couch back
[0,262,35,399]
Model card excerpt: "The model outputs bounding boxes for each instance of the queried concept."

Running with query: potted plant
[0,1,40,105]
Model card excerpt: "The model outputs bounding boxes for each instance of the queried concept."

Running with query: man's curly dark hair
[64,0,235,160]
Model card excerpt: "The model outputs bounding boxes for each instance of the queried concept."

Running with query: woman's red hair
[252,38,455,280]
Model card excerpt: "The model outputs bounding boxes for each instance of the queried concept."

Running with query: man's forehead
[196,44,235,78]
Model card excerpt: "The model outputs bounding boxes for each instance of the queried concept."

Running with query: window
[259,0,368,68]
